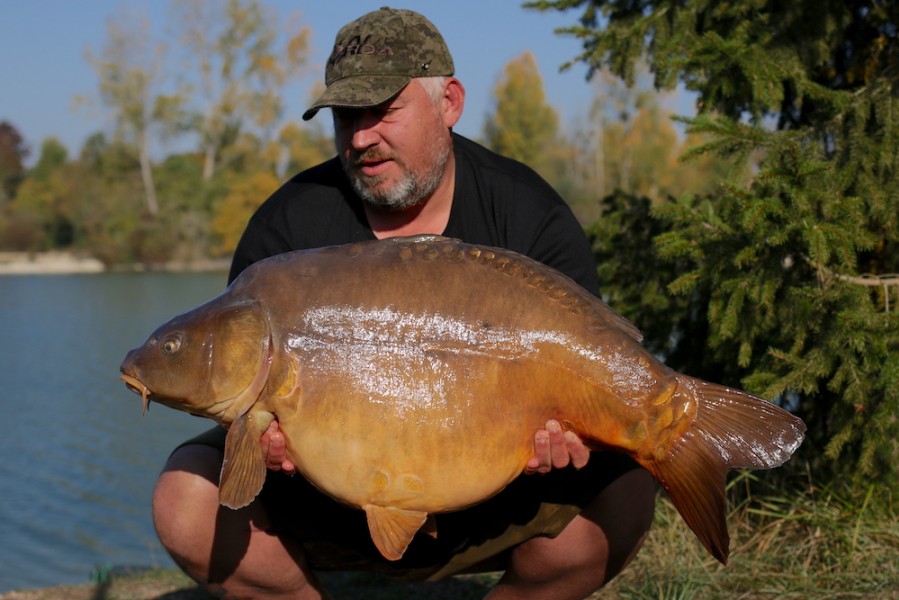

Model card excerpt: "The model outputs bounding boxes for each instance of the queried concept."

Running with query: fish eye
[161,335,182,354]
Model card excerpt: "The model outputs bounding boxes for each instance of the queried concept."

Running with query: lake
[0,271,229,593]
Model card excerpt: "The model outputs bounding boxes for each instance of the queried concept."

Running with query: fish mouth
[121,373,152,416]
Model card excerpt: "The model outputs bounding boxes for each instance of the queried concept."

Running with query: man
[153,7,655,599]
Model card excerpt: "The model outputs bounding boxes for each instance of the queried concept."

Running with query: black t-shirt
[228,133,599,296]
[221,134,636,573]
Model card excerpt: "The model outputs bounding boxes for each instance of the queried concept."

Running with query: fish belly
[276,351,567,514]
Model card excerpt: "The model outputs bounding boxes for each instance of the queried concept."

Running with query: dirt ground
[0,568,500,600]
[0,569,211,600]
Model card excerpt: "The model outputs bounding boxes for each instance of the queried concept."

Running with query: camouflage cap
[302,7,454,120]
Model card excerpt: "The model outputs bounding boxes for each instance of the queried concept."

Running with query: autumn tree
[529,0,899,488]
[83,7,187,216]
[168,0,311,181]
[210,170,280,256]
[271,121,333,179]
[71,133,167,264]
[30,137,68,181]
[72,1,317,264]
[564,64,742,223]
[0,122,43,249]
[483,52,572,190]
[575,69,684,205]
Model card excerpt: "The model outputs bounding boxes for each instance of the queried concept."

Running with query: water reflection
[0,272,226,592]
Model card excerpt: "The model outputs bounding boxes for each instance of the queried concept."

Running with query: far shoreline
[0,251,229,276]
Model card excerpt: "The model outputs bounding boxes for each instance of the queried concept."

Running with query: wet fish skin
[120,235,806,563]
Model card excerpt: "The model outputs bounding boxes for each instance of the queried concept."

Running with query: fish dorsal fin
[363,504,428,561]
[219,410,275,509]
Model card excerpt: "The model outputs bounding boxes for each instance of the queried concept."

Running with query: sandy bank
[0,251,105,275]
[0,252,229,275]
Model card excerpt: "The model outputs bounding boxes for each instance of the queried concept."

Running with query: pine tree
[529,0,899,487]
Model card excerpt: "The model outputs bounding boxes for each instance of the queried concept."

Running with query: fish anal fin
[364,505,428,561]
[220,410,275,509]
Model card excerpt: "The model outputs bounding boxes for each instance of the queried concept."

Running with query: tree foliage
[83,7,186,216]
[529,0,899,487]
[210,170,280,255]
[169,0,311,180]
[572,66,743,213]
[275,121,334,178]
[26,0,326,263]
[8,139,76,250]
[483,51,565,179]
[0,121,29,202]
[481,51,732,225]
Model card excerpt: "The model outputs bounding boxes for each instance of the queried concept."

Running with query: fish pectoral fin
[219,410,275,509]
[363,505,428,561]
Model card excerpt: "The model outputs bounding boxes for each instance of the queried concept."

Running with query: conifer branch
[827,272,899,288]
[809,258,899,311]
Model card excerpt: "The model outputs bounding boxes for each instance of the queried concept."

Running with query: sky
[0,1,618,165]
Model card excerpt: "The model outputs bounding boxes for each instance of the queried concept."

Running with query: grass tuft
[595,472,899,599]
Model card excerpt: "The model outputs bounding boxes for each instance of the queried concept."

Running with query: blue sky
[0,1,617,164]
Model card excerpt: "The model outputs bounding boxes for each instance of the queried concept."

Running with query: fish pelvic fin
[640,378,806,564]
[363,505,429,561]
[219,410,275,509]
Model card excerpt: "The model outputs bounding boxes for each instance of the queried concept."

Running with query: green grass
[597,473,899,599]
[6,476,897,599]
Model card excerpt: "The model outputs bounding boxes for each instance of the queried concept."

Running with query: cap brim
[302,75,411,121]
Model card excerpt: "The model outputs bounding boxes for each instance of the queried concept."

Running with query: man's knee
[152,444,224,565]
[152,445,322,598]
[498,513,618,599]
[585,467,656,578]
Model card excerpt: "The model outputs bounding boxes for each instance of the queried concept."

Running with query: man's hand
[262,418,588,477]
[524,419,590,475]
[261,420,297,475]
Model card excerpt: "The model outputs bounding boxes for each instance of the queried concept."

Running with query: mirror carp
[120,235,805,563]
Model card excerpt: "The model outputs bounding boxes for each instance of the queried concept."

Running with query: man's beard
[346,142,450,210]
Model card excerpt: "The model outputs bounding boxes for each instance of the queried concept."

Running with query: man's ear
[442,77,465,128]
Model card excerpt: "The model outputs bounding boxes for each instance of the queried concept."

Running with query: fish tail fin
[639,377,806,564]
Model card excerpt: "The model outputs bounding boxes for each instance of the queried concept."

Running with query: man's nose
[350,112,382,149]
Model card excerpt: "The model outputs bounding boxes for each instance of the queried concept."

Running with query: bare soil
[0,569,499,600]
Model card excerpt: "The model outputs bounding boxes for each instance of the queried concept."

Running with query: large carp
[120,235,805,564]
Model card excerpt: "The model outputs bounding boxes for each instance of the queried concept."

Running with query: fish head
[120,295,273,425]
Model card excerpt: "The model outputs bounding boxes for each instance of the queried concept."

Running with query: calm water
[0,271,229,592]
